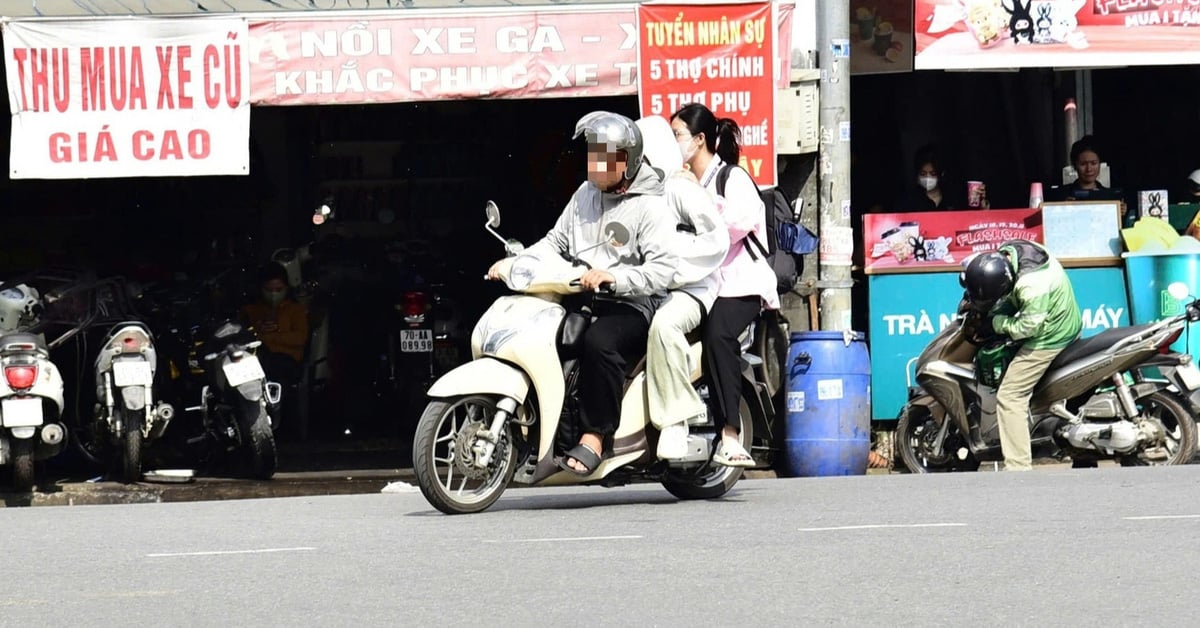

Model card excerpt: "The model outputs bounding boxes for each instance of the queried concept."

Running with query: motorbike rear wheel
[120,410,143,483]
[896,401,981,473]
[661,395,754,500]
[10,437,34,492]
[240,403,278,480]
[413,395,516,515]
[1119,391,1197,467]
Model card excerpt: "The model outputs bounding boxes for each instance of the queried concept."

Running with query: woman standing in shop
[670,103,778,467]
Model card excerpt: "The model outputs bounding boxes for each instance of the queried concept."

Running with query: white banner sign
[3,18,250,179]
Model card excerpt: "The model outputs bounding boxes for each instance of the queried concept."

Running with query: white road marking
[798,523,968,532]
[146,547,316,558]
[484,535,643,544]
[1123,514,1200,521]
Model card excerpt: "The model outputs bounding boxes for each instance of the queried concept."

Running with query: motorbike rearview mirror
[484,200,511,250]
[485,201,501,228]
[1168,282,1191,302]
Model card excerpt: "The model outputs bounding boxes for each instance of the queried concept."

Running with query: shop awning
[2,0,641,18]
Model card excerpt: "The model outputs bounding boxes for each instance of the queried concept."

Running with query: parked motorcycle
[897,284,1200,472]
[0,284,67,492]
[411,202,776,514]
[182,320,280,479]
[92,321,174,483]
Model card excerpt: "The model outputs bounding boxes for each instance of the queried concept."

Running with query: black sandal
[555,443,603,477]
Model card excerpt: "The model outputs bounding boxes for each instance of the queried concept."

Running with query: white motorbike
[0,284,67,492]
[412,202,768,515]
[92,321,174,483]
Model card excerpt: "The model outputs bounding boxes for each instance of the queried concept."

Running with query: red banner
[636,2,777,186]
[248,6,793,106]
[862,208,1044,274]
[915,0,1200,70]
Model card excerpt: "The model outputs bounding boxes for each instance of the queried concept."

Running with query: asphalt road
[3,465,1199,626]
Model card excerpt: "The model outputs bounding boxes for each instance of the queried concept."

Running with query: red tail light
[4,365,37,390]
[403,291,429,323]
[1160,328,1184,354]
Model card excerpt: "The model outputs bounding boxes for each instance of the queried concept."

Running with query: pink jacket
[699,156,780,311]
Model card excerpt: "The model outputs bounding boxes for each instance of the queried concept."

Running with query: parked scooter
[0,284,67,492]
[411,202,776,514]
[183,320,280,479]
[92,321,174,483]
[897,283,1200,472]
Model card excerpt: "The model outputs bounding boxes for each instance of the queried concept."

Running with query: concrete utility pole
[815,0,853,331]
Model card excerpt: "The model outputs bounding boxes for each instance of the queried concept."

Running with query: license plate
[223,357,265,386]
[112,360,153,387]
[1177,363,1200,390]
[401,329,433,353]
[1,398,42,427]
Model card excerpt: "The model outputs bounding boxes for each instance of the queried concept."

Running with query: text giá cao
[9,40,245,113]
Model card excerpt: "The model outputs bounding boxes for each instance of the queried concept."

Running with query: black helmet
[960,252,1015,311]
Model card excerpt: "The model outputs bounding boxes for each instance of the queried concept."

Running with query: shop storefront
[0,2,809,453]
[856,0,1200,425]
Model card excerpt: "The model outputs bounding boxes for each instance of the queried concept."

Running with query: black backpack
[716,164,818,294]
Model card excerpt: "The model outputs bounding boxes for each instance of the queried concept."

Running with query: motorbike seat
[0,332,47,354]
[1047,323,1159,370]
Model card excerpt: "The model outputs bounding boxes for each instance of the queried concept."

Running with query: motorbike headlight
[506,255,539,291]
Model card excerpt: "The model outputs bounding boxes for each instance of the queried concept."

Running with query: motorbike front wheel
[413,395,517,515]
[10,437,34,492]
[896,402,981,473]
[1120,391,1197,467]
[120,409,143,483]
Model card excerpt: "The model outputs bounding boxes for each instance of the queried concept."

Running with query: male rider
[487,111,677,476]
[961,239,1081,471]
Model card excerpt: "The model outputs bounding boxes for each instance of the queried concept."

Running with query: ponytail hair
[671,103,742,165]
[713,117,741,165]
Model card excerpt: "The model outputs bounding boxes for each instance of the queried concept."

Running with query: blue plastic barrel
[782,331,871,477]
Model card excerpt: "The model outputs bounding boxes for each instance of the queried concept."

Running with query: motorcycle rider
[672,103,779,467]
[486,111,677,476]
[635,115,730,459]
[961,239,1082,471]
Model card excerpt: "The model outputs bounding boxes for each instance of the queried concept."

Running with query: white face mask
[677,136,698,163]
[919,176,939,191]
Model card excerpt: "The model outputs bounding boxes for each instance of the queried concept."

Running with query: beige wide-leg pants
[995,345,1062,471]
[646,292,706,429]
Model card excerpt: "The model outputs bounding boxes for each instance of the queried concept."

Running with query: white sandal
[713,439,755,468]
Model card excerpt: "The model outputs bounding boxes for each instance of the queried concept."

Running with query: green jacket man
[990,239,1082,349]
[962,239,1082,471]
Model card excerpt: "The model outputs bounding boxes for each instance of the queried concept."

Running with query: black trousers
[702,296,761,431]
[578,302,650,441]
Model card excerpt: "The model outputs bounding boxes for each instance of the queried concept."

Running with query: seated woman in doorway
[240,262,309,388]
[897,145,986,211]
[635,115,730,460]
[670,102,779,468]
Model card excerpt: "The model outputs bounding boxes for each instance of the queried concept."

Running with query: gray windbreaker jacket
[523,161,677,322]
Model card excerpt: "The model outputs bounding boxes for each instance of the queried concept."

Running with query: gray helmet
[574,111,643,179]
